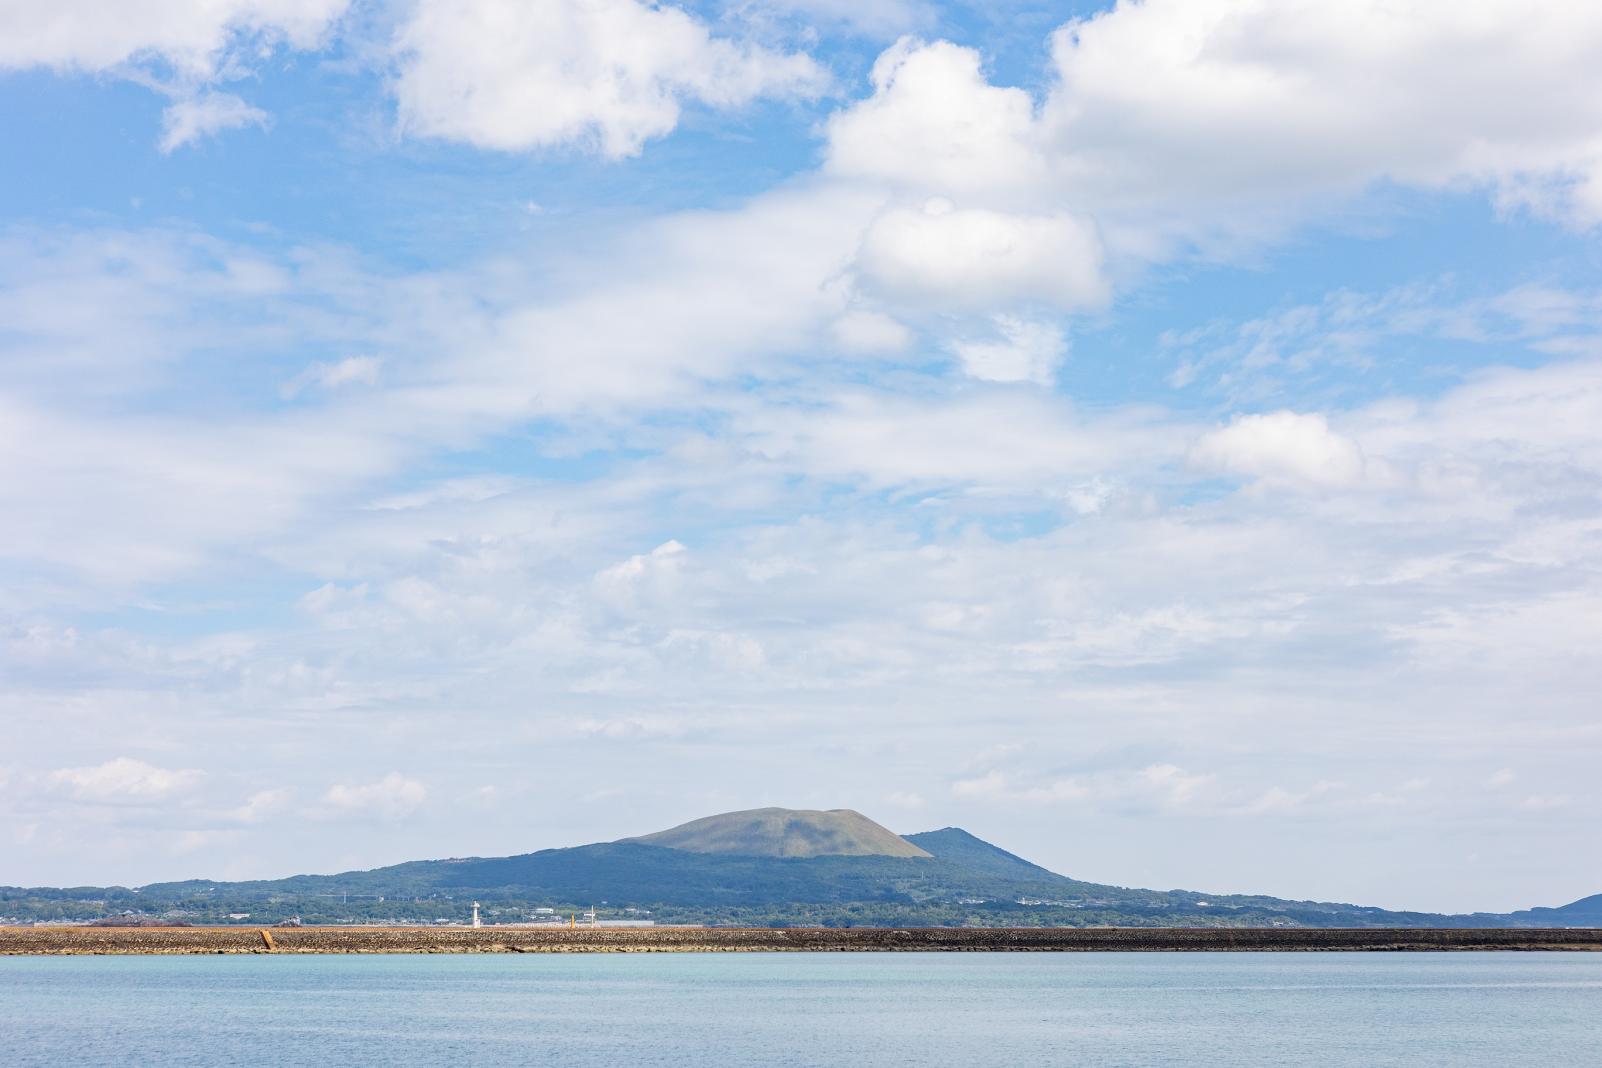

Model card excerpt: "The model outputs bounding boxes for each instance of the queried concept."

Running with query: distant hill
[1501,893,1602,927]
[903,828,1058,880]
[2,807,1593,929]
[627,807,931,859]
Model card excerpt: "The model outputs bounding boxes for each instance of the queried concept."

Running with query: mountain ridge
[3,807,1594,929]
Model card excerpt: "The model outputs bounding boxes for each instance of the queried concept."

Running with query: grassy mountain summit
[627,807,932,859]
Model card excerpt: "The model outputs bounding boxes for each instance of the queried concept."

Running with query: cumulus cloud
[391,0,826,157]
[1191,411,1367,488]
[827,2,1602,286]
[11,4,1602,910]
[855,199,1107,311]
[1042,0,1602,229]
[811,6,1602,334]
[8,0,836,158]
[826,38,1043,196]
[51,757,204,801]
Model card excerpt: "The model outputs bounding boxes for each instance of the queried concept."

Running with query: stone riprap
[2,926,1598,955]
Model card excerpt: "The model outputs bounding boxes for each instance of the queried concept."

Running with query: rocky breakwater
[3,926,1600,955]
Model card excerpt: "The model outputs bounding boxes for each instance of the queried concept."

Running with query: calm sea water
[2,951,1599,1066]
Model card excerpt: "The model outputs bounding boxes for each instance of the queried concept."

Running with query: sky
[2,0,1600,915]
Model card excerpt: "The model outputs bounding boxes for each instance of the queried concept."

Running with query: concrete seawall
[3,926,1598,955]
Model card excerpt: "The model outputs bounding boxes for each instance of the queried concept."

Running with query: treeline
[1,888,1506,929]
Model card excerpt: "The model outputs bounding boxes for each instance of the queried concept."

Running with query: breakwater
[3,926,1597,954]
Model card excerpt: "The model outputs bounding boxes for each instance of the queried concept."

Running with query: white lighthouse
[471,901,482,929]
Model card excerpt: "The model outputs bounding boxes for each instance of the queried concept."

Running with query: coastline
[3,926,1598,955]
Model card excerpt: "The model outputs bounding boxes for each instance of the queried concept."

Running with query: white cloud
[884,790,926,809]
[1237,781,1342,815]
[950,316,1066,386]
[230,788,293,823]
[10,327,1602,896]
[595,540,689,612]
[0,0,345,149]
[953,770,1089,805]
[1136,763,1214,808]
[0,189,886,589]
[159,91,270,152]
[470,182,882,412]
[953,764,1215,811]
[1059,478,1112,516]
[0,391,403,587]
[51,757,204,801]
[741,388,1175,491]
[391,0,826,157]
[1192,411,1367,488]
[829,310,912,355]
[318,772,427,819]
[660,627,768,673]
[826,3,1602,292]
[1041,0,1602,229]
[826,38,1043,196]
[854,200,1107,312]
[0,0,345,77]
[4,91,1602,904]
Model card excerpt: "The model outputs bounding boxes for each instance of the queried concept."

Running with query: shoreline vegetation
[3,926,1599,955]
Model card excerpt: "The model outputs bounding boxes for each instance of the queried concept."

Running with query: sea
[2,951,1599,1066]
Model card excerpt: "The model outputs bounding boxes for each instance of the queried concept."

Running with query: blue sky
[3,0,1601,913]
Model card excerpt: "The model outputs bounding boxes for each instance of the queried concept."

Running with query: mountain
[626,808,932,859]
[1501,893,1602,927]
[903,828,1058,880]
[2,807,1591,929]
